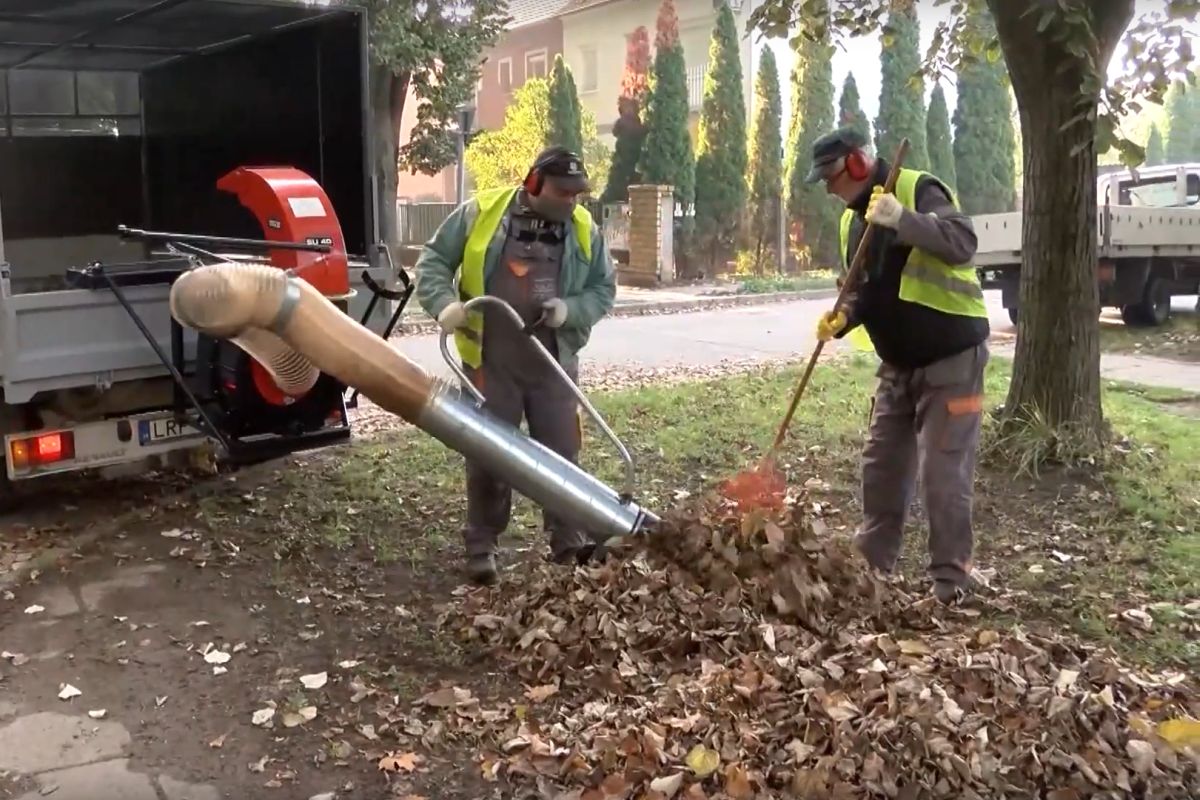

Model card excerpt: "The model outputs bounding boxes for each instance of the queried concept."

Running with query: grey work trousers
[857,342,989,586]
[461,359,588,559]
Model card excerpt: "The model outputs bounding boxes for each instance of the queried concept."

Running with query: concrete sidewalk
[989,342,1200,394]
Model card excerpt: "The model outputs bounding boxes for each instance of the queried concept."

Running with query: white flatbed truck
[0,1,411,507]
[973,163,1200,326]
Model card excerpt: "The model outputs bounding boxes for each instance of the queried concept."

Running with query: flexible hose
[169,262,435,420]
[233,328,320,396]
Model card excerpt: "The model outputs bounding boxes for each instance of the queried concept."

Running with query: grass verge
[1098,307,1200,362]
[735,271,838,295]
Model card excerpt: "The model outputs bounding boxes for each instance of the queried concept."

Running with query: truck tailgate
[0,262,398,404]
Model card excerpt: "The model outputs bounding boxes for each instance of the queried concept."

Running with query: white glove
[865,185,903,229]
[437,301,467,333]
[541,298,568,328]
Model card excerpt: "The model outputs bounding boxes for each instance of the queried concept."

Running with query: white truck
[973,163,1200,326]
[0,1,410,507]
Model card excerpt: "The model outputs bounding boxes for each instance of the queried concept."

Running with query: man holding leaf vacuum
[805,127,991,606]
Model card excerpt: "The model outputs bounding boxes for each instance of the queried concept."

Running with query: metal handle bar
[438,295,637,500]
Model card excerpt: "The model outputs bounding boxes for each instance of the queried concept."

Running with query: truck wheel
[1121,277,1171,327]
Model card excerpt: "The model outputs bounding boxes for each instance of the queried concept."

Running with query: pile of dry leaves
[427,495,1200,799]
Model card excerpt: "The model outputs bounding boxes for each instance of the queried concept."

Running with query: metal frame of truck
[0,0,405,492]
[974,163,1200,326]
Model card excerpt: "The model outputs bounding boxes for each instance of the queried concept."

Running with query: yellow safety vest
[455,186,593,368]
[838,168,988,325]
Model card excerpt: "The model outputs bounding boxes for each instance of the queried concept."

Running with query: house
[558,0,758,144]
[475,0,574,131]
[396,83,457,203]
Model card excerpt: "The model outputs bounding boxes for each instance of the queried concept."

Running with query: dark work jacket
[839,159,990,370]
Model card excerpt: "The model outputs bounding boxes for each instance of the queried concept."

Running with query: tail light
[9,431,76,471]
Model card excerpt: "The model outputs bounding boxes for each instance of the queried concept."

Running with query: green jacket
[414,189,617,369]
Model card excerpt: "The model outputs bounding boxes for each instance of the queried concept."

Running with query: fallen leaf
[524,682,559,703]
[648,773,684,798]
[1126,739,1156,775]
[209,734,227,749]
[685,745,720,778]
[57,684,81,700]
[204,650,231,665]
[160,529,184,538]
[252,707,275,727]
[299,672,328,690]
[724,764,754,799]
[24,605,44,615]
[897,639,931,656]
[248,755,268,773]
[337,660,359,669]
[1157,718,1200,749]
[87,709,106,719]
[378,752,422,773]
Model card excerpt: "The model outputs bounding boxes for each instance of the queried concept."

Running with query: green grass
[735,272,838,295]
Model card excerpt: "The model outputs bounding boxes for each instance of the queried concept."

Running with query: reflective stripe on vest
[454,187,593,368]
[839,168,987,320]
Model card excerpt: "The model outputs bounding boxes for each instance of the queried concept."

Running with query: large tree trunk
[371,64,409,249]
[988,0,1133,449]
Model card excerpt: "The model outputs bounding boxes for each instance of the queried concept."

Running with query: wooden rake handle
[768,137,912,455]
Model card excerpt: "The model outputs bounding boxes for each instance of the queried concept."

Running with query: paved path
[397,291,1200,394]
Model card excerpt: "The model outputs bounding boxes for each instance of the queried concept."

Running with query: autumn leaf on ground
[378,751,423,773]
[685,745,720,777]
[524,681,559,703]
[724,764,754,799]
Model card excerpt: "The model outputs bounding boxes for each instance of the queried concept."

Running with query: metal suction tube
[168,262,658,546]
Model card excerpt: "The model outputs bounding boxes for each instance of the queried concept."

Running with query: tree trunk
[371,64,409,249]
[988,0,1133,448]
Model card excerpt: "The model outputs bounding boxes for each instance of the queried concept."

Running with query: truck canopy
[0,0,372,290]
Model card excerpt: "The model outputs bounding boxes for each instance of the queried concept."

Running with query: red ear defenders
[524,151,564,196]
[844,148,869,181]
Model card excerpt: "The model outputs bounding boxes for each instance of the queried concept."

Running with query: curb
[389,287,839,337]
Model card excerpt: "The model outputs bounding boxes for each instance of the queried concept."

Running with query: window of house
[579,45,598,93]
[498,58,513,92]
[525,49,548,80]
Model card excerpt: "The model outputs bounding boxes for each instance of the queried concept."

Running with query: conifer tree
[783,0,839,266]
[1146,122,1165,167]
[951,12,1017,214]
[694,1,748,260]
[838,71,870,145]
[874,3,928,170]
[547,54,583,155]
[746,46,783,273]
[639,0,694,208]
[601,26,651,203]
[926,83,956,192]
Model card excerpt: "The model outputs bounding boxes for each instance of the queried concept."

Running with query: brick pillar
[621,184,674,287]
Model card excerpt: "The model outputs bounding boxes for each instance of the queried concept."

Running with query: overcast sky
[752,0,1196,133]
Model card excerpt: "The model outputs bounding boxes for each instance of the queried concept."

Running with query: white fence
[686,64,707,110]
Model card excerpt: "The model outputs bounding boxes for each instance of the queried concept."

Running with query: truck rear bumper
[4,408,205,481]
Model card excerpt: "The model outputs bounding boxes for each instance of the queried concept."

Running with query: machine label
[288,196,326,218]
[305,236,334,247]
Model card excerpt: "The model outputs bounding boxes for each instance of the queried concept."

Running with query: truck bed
[0,259,396,404]
[974,205,1200,266]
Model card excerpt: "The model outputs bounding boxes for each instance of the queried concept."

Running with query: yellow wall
[561,0,755,148]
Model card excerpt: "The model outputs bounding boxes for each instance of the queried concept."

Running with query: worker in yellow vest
[414,146,616,585]
[805,127,990,606]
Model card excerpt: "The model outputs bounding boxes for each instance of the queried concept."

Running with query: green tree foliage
[602,26,652,203]
[639,0,695,208]
[784,0,839,266]
[1165,80,1200,162]
[837,72,870,145]
[465,78,608,193]
[925,84,957,192]
[1146,122,1165,166]
[548,54,584,155]
[874,4,928,170]
[747,46,784,273]
[951,12,1016,214]
[694,1,749,258]
[358,0,507,241]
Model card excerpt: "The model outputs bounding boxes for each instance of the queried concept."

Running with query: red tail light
[10,431,75,470]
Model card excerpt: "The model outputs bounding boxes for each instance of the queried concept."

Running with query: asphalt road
[395,291,1019,377]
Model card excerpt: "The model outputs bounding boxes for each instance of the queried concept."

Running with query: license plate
[138,416,197,445]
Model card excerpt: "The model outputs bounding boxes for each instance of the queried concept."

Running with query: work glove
[540,298,568,328]
[437,301,467,333]
[865,185,903,229]
[816,309,847,342]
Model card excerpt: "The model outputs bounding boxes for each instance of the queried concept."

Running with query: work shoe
[932,579,967,606]
[465,554,497,586]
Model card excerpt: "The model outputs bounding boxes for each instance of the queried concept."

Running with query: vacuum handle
[438,295,638,500]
